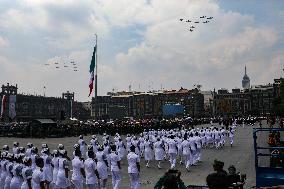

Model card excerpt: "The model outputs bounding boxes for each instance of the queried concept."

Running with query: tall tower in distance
[242,66,250,89]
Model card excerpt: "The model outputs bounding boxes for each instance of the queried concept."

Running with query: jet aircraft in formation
[44,61,79,72]
[179,15,214,32]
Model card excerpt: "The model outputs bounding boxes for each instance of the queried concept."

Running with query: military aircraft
[207,17,213,19]
[203,21,209,23]
[194,21,199,23]
[200,16,206,18]
[186,20,191,22]
[180,18,183,21]
[190,26,195,28]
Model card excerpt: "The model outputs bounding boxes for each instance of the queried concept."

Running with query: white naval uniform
[96,151,108,180]
[189,137,197,165]
[181,139,191,169]
[138,137,145,157]
[229,130,235,145]
[154,141,164,161]
[0,160,8,189]
[78,139,86,157]
[127,152,140,189]
[195,136,202,162]
[84,158,99,189]
[32,167,44,189]
[90,139,98,154]
[71,156,84,189]
[168,139,178,169]
[131,140,140,157]
[126,137,132,152]
[31,154,38,171]
[10,163,23,189]
[51,156,59,186]
[21,166,32,189]
[144,141,153,161]
[25,148,32,158]
[116,141,126,159]
[4,162,13,189]
[110,152,121,189]
[55,157,70,188]
[41,154,53,183]
[12,147,19,154]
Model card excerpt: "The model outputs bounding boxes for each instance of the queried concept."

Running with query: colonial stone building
[213,83,278,116]
[91,88,204,119]
[0,83,90,121]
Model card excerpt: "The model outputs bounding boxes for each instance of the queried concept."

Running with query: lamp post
[191,96,195,119]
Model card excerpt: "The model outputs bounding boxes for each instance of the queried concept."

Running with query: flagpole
[95,34,98,98]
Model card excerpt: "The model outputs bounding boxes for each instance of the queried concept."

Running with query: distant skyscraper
[242,66,250,89]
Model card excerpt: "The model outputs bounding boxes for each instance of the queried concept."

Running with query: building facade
[213,83,279,116]
[0,83,90,121]
[91,88,204,119]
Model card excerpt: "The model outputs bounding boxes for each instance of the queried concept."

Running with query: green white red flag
[88,45,96,97]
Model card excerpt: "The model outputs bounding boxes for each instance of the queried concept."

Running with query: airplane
[207,17,213,19]
[186,20,191,22]
[189,29,193,32]
[194,21,199,23]
[180,18,183,21]
[200,16,206,18]
[190,26,195,28]
[203,21,209,23]
[55,62,59,64]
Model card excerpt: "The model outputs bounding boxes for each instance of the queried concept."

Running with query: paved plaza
[0,123,270,188]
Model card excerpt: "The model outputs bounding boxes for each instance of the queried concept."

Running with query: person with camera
[154,169,187,189]
[227,165,246,189]
[206,159,230,189]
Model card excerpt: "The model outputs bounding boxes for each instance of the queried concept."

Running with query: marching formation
[0,123,238,189]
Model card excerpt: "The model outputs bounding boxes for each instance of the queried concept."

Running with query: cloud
[0,36,9,47]
[0,0,283,101]
[110,0,279,92]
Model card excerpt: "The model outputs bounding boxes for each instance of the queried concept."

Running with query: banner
[1,95,7,118]
[9,95,16,119]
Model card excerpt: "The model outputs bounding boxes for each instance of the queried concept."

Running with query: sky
[0,0,283,102]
